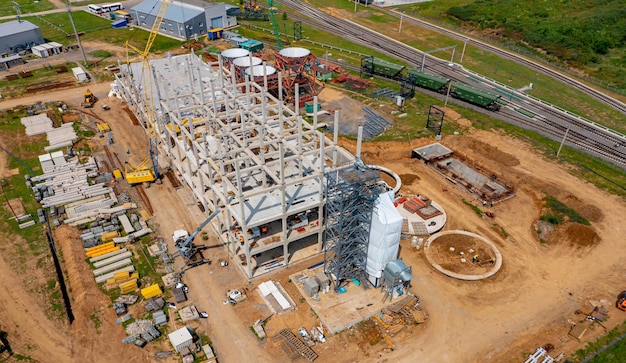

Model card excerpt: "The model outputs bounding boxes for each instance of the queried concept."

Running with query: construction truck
[618,290,626,311]
[81,89,96,108]
[173,209,221,271]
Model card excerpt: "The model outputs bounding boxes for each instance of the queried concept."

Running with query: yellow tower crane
[123,0,171,185]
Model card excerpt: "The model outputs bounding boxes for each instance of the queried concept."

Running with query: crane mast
[125,0,171,182]
[266,0,282,50]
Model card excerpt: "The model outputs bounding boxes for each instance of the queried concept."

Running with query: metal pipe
[356,125,363,159]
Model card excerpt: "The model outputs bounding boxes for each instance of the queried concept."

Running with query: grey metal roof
[0,20,39,37]
[132,0,204,23]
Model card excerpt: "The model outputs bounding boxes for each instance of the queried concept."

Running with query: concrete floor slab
[290,267,395,334]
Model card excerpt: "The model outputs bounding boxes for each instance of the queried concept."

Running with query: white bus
[87,4,103,14]
[101,2,123,12]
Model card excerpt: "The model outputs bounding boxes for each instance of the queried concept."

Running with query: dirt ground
[1,73,626,363]
[428,234,496,274]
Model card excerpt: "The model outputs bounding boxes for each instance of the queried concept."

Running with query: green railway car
[406,69,451,93]
[363,57,405,78]
[451,82,501,111]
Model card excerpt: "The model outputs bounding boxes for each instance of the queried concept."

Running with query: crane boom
[266,0,282,50]
[174,209,221,260]
[124,0,170,184]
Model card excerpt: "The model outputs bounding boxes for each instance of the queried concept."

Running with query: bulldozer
[81,89,96,108]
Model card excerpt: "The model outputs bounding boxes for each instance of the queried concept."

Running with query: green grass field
[0,0,55,18]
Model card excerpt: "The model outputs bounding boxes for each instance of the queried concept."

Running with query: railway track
[378,8,626,116]
[278,0,626,169]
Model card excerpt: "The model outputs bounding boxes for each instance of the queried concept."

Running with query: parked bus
[87,4,103,14]
[101,2,123,12]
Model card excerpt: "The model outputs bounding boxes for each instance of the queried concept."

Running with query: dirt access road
[100,94,275,362]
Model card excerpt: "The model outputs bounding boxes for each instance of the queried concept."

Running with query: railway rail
[379,8,626,116]
[277,0,626,169]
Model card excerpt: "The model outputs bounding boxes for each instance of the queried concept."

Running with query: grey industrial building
[131,0,237,40]
[0,20,44,56]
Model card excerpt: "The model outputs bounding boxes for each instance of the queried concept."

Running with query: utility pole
[556,127,570,158]
[443,81,452,108]
[66,1,88,67]
[398,14,403,33]
[460,38,468,63]
[12,1,21,22]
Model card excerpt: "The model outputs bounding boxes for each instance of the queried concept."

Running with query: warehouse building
[0,19,44,56]
[131,0,237,40]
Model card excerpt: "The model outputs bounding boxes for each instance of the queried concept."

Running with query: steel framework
[323,161,382,291]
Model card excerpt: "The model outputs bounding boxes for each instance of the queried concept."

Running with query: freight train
[361,57,502,111]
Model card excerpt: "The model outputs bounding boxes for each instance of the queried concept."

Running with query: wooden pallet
[274,329,318,362]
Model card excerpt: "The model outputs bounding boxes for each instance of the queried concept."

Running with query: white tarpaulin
[366,191,402,278]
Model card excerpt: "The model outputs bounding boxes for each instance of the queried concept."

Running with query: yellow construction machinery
[81,89,96,107]
[124,0,172,186]
[125,156,156,185]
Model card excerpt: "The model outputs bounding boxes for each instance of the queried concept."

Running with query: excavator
[172,209,221,271]
[81,89,96,108]
[618,290,626,311]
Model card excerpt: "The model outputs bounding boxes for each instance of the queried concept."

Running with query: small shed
[71,67,88,82]
[32,44,50,58]
[112,19,127,28]
[0,54,24,70]
[229,36,247,47]
[207,28,223,40]
[168,327,193,352]
[173,287,187,303]
[240,39,264,53]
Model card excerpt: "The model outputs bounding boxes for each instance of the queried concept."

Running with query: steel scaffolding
[323,161,382,291]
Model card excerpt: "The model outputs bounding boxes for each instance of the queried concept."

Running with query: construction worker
[490,257,496,265]
[472,254,479,263]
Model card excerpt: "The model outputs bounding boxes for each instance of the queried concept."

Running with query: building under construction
[114,50,404,282]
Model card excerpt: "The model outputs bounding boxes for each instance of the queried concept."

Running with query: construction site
[1,11,626,363]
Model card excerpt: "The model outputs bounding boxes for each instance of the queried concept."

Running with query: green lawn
[573,320,626,362]
[391,0,626,95]
[0,62,78,98]
[0,0,55,17]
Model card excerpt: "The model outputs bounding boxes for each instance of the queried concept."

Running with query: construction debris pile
[273,329,318,362]
[373,294,426,337]
[124,319,161,347]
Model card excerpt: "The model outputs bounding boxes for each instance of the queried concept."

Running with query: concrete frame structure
[114,52,358,278]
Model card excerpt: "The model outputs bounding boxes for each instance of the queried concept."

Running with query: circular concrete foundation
[424,230,502,281]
